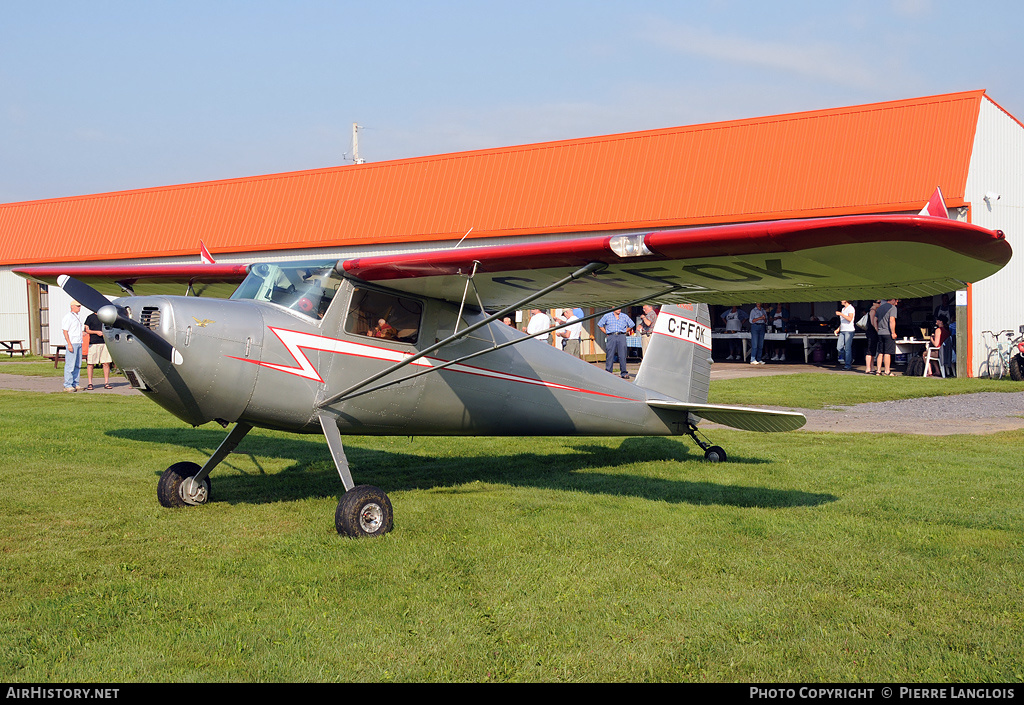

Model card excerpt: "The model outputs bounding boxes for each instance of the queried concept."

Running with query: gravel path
[792,391,1024,435]
[0,372,138,395]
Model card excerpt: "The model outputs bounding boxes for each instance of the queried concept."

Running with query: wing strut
[318,262,607,409]
[321,283,683,405]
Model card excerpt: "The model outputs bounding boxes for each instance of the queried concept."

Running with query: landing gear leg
[683,420,728,463]
[318,413,394,538]
[157,422,252,507]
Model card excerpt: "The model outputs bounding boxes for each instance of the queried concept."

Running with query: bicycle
[982,329,1024,380]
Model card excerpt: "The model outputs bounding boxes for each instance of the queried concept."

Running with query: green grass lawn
[0,356,65,377]
[1,384,1022,682]
[711,372,1024,409]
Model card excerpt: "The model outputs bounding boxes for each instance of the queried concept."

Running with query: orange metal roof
[0,90,987,265]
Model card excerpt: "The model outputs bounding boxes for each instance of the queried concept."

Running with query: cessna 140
[15,211,1012,537]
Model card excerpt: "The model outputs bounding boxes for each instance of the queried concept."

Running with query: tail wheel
[157,462,210,508]
[336,485,393,538]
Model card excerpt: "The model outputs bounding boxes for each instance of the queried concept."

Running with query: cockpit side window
[345,288,422,344]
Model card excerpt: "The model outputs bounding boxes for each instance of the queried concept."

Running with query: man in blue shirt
[598,309,635,378]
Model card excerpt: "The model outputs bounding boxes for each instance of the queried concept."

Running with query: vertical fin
[634,303,712,404]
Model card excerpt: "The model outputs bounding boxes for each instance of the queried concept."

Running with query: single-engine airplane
[15,211,1012,536]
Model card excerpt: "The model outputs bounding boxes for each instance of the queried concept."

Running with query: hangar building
[1,89,1022,376]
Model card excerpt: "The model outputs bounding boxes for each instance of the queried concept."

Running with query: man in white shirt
[720,305,747,360]
[835,300,856,371]
[557,308,584,358]
[527,309,551,343]
[62,301,84,391]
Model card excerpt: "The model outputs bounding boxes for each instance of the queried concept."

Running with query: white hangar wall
[0,271,31,343]
[965,97,1024,377]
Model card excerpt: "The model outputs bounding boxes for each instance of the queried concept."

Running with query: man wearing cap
[61,301,84,392]
[638,305,658,358]
[598,308,635,379]
[556,308,584,359]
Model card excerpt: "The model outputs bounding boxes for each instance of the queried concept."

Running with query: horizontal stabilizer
[648,400,806,433]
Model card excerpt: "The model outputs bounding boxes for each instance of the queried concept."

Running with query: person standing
[638,305,658,357]
[61,301,84,392]
[934,294,953,325]
[720,305,747,360]
[598,308,635,378]
[769,303,789,361]
[835,300,856,370]
[84,309,113,389]
[864,300,881,374]
[558,309,584,359]
[875,298,899,376]
[749,303,768,365]
[526,309,551,343]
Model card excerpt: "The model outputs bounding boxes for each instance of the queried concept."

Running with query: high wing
[13,215,1010,307]
[341,215,1011,308]
[13,263,249,298]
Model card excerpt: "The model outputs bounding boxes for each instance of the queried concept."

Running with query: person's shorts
[88,343,113,365]
[877,336,896,356]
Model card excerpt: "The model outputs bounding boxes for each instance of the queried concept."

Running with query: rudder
[635,304,712,405]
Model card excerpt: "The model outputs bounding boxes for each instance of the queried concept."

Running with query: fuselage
[102,277,691,437]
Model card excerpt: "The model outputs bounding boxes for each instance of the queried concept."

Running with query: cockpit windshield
[230,260,343,320]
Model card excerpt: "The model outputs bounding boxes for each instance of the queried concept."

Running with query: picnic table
[47,345,66,368]
[0,340,29,357]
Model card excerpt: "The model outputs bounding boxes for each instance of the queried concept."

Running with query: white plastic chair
[923,337,947,378]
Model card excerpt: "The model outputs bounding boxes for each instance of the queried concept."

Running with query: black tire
[1011,354,1024,382]
[335,485,394,538]
[704,446,727,463]
[157,461,210,508]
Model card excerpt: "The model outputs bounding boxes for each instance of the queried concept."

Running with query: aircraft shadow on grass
[107,428,838,510]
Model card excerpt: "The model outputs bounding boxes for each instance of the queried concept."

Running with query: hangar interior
[1,89,1021,377]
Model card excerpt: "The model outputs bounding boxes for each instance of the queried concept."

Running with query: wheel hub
[359,502,384,533]
[179,477,209,506]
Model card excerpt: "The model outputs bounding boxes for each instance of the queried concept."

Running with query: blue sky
[3,0,1022,203]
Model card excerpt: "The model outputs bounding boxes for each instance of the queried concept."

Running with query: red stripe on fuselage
[232,327,635,400]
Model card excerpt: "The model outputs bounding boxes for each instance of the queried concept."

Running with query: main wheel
[1010,354,1023,382]
[157,461,211,508]
[704,446,727,463]
[335,485,394,538]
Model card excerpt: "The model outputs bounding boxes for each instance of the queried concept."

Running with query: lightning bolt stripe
[232,327,633,400]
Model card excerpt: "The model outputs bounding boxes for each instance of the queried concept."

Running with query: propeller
[58,275,183,365]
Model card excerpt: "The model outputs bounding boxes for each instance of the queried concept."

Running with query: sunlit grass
[710,372,1024,409]
[1,387,1022,682]
[0,352,68,375]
